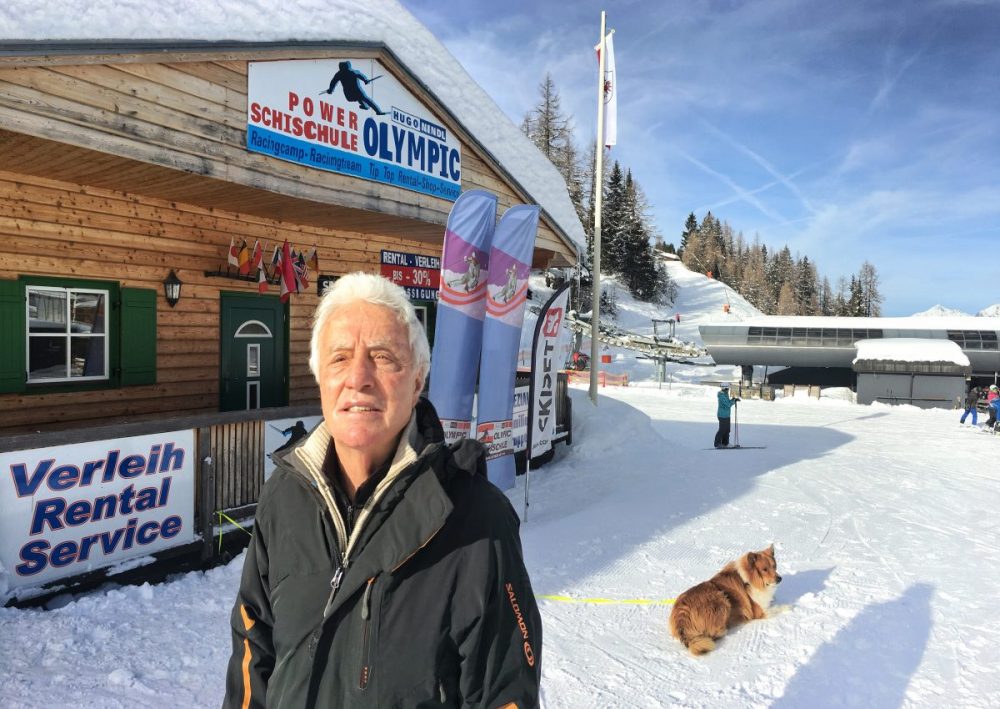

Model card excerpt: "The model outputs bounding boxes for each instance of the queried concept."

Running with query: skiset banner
[529,283,572,458]
[428,190,498,444]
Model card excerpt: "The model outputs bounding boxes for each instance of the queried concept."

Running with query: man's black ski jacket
[223,398,541,708]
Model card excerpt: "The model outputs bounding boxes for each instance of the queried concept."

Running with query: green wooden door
[220,293,287,411]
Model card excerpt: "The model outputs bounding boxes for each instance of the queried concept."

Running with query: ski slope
[2,263,999,707]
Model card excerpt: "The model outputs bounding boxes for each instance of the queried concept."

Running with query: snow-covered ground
[3,263,999,708]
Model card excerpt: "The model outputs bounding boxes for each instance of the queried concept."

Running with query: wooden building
[0,41,581,434]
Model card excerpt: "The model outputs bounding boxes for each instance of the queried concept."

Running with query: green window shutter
[120,287,157,386]
[0,280,26,394]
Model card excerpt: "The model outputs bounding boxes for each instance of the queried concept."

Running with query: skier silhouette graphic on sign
[271,420,308,456]
[321,61,388,115]
[497,264,518,303]
[448,253,481,293]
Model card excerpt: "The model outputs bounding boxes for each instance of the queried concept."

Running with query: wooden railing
[211,420,267,513]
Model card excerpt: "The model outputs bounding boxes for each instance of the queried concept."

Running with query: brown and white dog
[669,545,783,655]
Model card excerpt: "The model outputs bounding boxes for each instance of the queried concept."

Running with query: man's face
[317,301,424,467]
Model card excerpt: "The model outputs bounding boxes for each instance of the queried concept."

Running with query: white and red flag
[249,240,263,272]
[596,30,617,148]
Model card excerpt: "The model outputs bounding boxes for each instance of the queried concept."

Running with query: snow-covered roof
[707,314,1000,331]
[0,0,584,256]
[853,338,970,366]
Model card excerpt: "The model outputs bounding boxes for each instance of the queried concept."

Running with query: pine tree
[521,74,571,162]
[700,212,723,276]
[617,171,667,301]
[521,74,588,241]
[776,282,798,315]
[858,261,884,317]
[795,256,819,315]
[563,140,588,229]
[740,236,772,312]
[833,276,850,315]
[601,161,627,274]
[849,276,864,316]
[680,212,697,259]
[819,277,834,316]
[767,246,795,308]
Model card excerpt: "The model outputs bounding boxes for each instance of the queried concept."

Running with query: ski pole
[734,401,739,447]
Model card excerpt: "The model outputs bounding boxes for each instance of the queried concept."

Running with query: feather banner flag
[528,283,572,460]
[428,190,499,444]
[596,30,617,148]
[523,281,572,521]
[475,204,540,490]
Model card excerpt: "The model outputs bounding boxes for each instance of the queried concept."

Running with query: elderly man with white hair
[224,272,541,709]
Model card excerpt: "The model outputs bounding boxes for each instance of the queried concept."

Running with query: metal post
[197,426,217,560]
[589,10,607,406]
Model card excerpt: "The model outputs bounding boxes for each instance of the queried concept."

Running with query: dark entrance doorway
[220,292,287,411]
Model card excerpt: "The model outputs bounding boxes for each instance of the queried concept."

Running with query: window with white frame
[26,286,109,383]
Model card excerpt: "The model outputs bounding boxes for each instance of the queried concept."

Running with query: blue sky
[400,0,1000,315]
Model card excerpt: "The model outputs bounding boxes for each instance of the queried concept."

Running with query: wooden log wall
[0,55,573,263]
[0,168,440,433]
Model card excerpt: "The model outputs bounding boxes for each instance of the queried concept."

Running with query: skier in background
[960,386,980,426]
[714,383,740,448]
[985,385,1000,431]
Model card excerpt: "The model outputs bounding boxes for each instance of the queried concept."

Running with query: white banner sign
[529,285,571,457]
[0,431,196,595]
[247,59,462,201]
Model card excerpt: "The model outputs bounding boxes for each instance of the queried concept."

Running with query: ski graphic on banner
[476,205,540,490]
[428,190,498,444]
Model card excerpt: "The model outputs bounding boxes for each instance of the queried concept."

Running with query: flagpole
[589,11,607,406]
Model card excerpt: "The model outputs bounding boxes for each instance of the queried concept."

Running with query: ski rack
[557,309,707,362]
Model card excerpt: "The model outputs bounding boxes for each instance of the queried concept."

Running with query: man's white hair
[309,272,431,384]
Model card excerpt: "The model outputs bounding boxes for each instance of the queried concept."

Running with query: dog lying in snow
[669,545,783,655]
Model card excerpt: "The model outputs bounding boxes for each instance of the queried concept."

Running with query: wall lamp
[163,269,183,307]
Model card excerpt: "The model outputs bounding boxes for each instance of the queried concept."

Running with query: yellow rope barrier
[216,510,254,552]
[539,594,675,606]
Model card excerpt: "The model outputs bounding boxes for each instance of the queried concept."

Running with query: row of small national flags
[227,238,319,302]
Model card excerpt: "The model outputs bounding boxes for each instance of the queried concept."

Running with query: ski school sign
[0,432,196,594]
[247,59,462,201]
